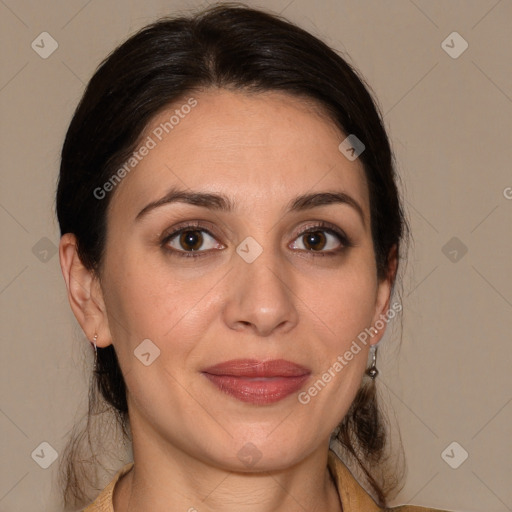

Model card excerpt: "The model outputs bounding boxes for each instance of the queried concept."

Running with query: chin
[207,434,316,473]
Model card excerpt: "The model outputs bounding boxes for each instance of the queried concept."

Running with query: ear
[59,233,112,348]
[369,244,399,346]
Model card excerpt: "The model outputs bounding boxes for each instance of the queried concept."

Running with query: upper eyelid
[162,221,218,238]
[164,221,344,237]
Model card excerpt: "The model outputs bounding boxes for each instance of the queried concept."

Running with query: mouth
[201,359,311,405]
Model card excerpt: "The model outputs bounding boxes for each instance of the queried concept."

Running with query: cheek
[102,250,220,359]
[303,263,377,410]
[304,255,378,348]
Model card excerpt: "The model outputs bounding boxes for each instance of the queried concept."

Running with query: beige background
[1,1,511,511]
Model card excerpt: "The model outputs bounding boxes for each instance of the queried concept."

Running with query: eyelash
[160,221,352,259]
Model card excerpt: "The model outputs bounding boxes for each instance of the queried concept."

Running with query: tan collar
[83,462,133,511]
[327,450,381,511]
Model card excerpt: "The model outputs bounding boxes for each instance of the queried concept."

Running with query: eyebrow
[135,186,365,227]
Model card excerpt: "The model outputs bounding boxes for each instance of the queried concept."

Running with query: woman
[56,3,450,511]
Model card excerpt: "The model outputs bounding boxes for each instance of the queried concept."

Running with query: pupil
[305,232,325,250]
[180,230,202,251]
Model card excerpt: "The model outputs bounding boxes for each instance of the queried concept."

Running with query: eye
[162,225,224,256]
[289,224,350,254]
[160,221,350,258]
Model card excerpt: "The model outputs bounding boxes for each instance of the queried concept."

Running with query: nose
[222,246,299,337]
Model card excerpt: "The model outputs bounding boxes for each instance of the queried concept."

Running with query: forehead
[109,89,369,219]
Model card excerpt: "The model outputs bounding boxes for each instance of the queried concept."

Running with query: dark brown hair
[56,2,408,508]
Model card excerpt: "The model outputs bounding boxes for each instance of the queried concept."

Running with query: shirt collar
[327,449,381,511]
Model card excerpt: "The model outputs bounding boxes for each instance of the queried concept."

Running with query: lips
[201,359,311,405]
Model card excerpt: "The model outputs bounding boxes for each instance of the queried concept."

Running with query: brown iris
[179,230,203,251]
[303,231,326,251]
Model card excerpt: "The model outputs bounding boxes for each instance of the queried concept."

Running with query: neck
[114,437,342,512]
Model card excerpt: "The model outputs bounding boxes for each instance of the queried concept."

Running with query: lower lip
[202,374,310,405]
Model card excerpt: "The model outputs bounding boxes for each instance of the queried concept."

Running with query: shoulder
[327,450,451,512]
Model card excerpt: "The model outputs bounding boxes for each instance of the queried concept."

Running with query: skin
[59,88,396,512]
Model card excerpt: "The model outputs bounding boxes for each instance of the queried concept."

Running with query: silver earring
[92,333,98,368]
[366,345,378,379]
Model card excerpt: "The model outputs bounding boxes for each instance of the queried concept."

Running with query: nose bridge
[235,241,290,301]
[222,237,298,336]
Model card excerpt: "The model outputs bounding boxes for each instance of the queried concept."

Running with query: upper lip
[202,359,311,377]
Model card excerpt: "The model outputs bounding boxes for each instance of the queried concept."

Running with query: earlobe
[59,233,112,347]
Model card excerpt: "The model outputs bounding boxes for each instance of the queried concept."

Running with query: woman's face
[95,89,393,470]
